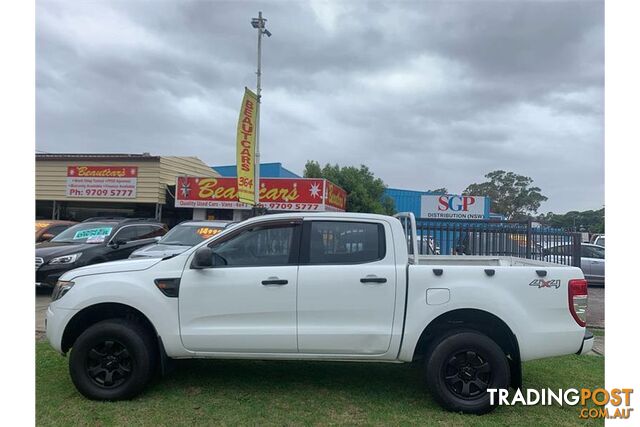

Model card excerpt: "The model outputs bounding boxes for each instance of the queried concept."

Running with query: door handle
[360,277,387,284]
[261,278,288,285]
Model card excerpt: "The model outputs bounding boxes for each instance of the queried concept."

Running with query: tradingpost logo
[488,388,634,420]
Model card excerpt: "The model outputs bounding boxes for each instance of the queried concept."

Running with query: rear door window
[306,221,385,264]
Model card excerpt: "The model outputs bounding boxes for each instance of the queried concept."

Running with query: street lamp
[250,12,271,214]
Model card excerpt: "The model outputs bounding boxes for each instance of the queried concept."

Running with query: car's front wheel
[425,330,510,414]
[69,319,156,400]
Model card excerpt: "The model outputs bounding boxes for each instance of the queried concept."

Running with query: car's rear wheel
[425,330,510,414]
[69,319,156,400]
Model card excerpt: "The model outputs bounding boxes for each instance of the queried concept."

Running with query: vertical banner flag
[236,87,259,205]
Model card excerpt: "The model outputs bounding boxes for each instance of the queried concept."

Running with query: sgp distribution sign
[420,194,489,220]
[175,177,346,212]
[66,166,137,199]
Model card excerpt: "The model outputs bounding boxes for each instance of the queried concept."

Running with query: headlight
[51,280,75,301]
[49,252,82,265]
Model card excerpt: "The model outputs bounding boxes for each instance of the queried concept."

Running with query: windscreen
[159,224,225,246]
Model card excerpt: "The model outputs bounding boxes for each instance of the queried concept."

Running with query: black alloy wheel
[85,339,133,388]
[425,330,510,414]
[443,349,492,399]
[69,318,156,400]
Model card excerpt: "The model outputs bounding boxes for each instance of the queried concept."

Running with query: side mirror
[154,236,162,242]
[109,239,127,249]
[191,247,214,269]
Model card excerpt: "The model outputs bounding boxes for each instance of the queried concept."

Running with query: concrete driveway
[586,286,604,329]
[36,291,50,333]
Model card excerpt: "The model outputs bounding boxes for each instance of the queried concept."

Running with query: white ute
[46,212,593,414]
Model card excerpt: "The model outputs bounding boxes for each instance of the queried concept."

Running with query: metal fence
[412,218,582,268]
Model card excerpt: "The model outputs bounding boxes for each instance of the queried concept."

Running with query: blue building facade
[212,162,301,178]
[384,188,434,216]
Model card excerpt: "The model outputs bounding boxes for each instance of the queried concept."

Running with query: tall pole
[251,11,270,208]
[254,12,262,207]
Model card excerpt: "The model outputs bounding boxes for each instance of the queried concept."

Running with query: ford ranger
[45,212,593,414]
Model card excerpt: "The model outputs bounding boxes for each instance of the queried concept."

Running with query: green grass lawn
[36,342,604,426]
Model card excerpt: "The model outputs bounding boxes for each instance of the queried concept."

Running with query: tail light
[568,279,588,327]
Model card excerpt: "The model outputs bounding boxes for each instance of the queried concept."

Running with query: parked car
[129,220,230,259]
[46,212,592,414]
[591,234,605,247]
[35,220,77,243]
[36,218,167,289]
[543,243,604,286]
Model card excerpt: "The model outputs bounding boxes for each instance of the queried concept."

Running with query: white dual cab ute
[46,212,593,414]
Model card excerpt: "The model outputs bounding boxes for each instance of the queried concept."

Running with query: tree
[536,208,604,233]
[303,160,396,215]
[463,170,547,219]
[427,188,448,194]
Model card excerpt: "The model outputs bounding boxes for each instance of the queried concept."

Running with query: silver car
[129,220,230,259]
[592,235,605,247]
[543,243,605,286]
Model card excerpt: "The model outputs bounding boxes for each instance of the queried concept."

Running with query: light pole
[250,12,271,211]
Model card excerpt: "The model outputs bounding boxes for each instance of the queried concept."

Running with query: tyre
[69,319,156,400]
[425,330,510,414]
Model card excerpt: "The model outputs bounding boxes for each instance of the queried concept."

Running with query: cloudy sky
[36,0,604,213]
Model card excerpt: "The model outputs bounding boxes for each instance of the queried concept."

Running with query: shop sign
[420,194,490,220]
[325,180,347,212]
[66,166,138,199]
[175,177,347,212]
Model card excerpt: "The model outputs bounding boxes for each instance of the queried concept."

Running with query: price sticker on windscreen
[73,227,113,240]
[196,227,222,239]
[86,235,107,243]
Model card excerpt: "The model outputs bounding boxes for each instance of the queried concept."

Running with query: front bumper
[576,330,594,355]
[36,264,75,288]
[45,303,78,354]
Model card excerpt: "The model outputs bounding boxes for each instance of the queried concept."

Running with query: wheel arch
[61,302,159,354]
[412,308,522,388]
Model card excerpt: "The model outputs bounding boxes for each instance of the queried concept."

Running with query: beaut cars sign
[66,166,137,198]
[175,177,347,212]
[420,194,490,220]
[236,88,258,206]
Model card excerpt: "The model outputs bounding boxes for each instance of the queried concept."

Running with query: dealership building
[36,154,346,225]
[35,153,219,226]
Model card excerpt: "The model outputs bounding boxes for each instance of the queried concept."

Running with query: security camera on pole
[250,11,271,216]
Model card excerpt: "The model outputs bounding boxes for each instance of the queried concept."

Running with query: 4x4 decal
[529,279,561,289]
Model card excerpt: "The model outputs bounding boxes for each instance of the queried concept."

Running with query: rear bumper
[576,330,594,355]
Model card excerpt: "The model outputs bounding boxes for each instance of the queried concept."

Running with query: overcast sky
[36,0,604,213]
